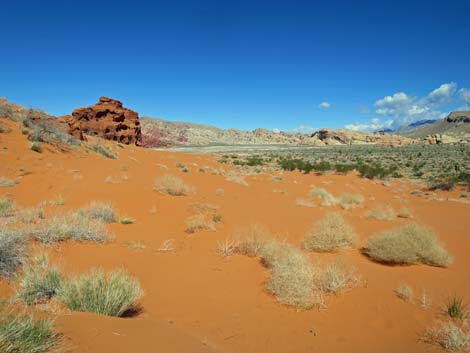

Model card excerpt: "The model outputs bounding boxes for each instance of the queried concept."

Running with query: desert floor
[1,117,469,353]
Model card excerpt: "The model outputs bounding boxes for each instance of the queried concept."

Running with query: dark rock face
[446,111,470,123]
[70,97,142,145]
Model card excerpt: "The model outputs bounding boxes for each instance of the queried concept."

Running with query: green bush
[363,223,452,267]
[17,255,63,305]
[0,312,60,353]
[59,269,142,317]
[0,198,14,217]
[30,142,42,153]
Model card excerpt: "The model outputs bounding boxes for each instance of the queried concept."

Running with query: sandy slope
[1,117,469,353]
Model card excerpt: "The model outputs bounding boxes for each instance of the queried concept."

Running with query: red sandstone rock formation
[70,97,142,145]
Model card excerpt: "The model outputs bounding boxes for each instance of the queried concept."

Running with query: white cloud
[345,118,393,132]
[345,82,464,132]
[291,125,316,134]
[319,102,331,109]
[272,128,281,133]
[459,88,470,107]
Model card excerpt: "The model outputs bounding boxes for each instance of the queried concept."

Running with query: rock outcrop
[70,97,142,145]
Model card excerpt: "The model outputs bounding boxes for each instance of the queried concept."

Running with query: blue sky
[1,0,469,132]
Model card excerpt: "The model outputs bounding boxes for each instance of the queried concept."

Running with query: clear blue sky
[1,0,469,131]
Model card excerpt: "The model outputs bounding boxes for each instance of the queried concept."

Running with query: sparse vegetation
[17,255,63,305]
[338,193,364,209]
[59,269,142,317]
[0,198,14,217]
[446,296,468,320]
[119,216,135,224]
[295,198,316,207]
[0,311,61,353]
[217,239,238,257]
[185,214,216,233]
[83,201,116,223]
[365,204,396,221]
[154,174,193,196]
[0,229,27,277]
[395,283,413,301]
[29,212,110,243]
[0,178,16,187]
[363,223,452,267]
[303,213,356,252]
[90,144,118,159]
[30,142,42,153]
[425,321,470,352]
[310,187,336,206]
[397,207,412,218]
[260,239,317,308]
[318,261,356,294]
[234,223,270,257]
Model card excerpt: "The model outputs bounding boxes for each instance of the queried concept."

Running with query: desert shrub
[0,122,10,133]
[425,321,470,352]
[0,178,16,187]
[23,111,79,147]
[16,207,45,224]
[260,239,317,308]
[334,164,356,174]
[30,142,42,153]
[310,187,336,206]
[90,144,117,159]
[365,204,396,220]
[446,296,468,320]
[362,223,452,267]
[395,283,413,301]
[357,163,396,179]
[216,238,238,257]
[0,229,27,278]
[154,174,193,196]
[0,311,60,353]
[0,198,14,217]
[17,255,63,305]
[30,212,109,243]
[318,261,356,294]
[83,201,116,223]
[397,207,412,218]
[295,198,316,208]
[245,155,264,166]
[118,216,135,224]
[225,175,248,186]
[338,193,364,209]
[185,214,215,233]
[59,269,142,317]
[303,213,357,252]
[234,223,270,257]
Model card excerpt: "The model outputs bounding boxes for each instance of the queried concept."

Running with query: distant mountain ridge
[140,117,416,147]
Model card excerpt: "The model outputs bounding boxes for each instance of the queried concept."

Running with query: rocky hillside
[404,111,470,144]
[141,117,416,147]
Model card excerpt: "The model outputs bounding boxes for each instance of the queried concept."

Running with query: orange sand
[1,117,469,353]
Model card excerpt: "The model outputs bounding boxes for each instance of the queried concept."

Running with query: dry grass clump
[318,261,357,294]
[154,174,193,196]
[185,214,216,233]
[362,223,452,267]
[295,198,316,208]
[0,178,16,187]
[0,198,14,217]
[59,269,142,317]
[303,213,357,252]
[118,216,135,225]
[397,207,413,218]
[16,207,44,224]
[217,238,239,257]
[260,239,317,308]
[234,223,270,257]
[446,296,468,320]
[424,321,470,352]
[83,201,116,223]
[365,204,396,220]
[338,193,364,209]
[30,212,110,244]
[395,283,413,301]
[225,175,248,186]
[17,255,63,305]
[0,229,27,278]
[0,310,61,353]
[310,187,336,206]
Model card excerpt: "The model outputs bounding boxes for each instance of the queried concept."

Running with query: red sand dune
[1,117,469,353]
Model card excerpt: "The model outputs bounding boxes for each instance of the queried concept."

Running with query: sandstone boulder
[71,97,142,145]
